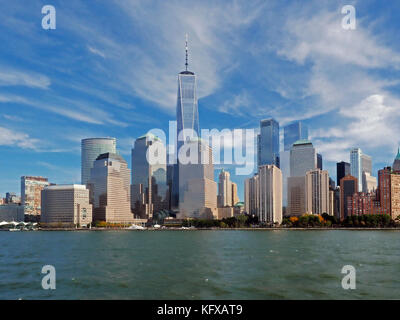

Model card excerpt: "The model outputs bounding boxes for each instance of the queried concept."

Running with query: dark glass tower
[257,118,280,168]
[284,121,309,151]
[336,161,350,187]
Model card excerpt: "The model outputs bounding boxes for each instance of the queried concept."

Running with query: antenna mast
[185,34,188,71]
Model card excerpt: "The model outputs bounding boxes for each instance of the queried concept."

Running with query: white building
[41,185,92,226]
[258,165,282,224]
[305,169,329,215]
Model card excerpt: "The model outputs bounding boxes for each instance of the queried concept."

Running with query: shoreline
[12,227,400,231]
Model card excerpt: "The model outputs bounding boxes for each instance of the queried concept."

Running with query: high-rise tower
[171,36,200,209]
[81,138,116,185]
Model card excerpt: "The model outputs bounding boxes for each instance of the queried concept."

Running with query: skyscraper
[258,165,282,224]
[171,36,200,209]
[41,185,92,227]
[81,138,117,185]
[217,169,232,208]
[350,148,362,191]
[305,169,329,215]
[131,133,168,219]
[393,147,400,172]
[244,174,259,216]
[336,161,350,187]
[317,153,323,170]
[361,154,372,175]
[257,118,280,168]
[88,153,132,223]
[178,139,217,219]
[350,148,375,192]
[283,121,309,151]
[279,150,290,208]
[231,182,239,206]
[21,176,49,221]
[290,140,317,177]
[340,175,358,220]
[287,140,317,215]
[362,171,377,193]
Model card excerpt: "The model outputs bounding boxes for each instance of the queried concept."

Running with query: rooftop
[293,139,312,146]
[96,152,125,162]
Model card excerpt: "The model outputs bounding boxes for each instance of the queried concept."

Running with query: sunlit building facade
[41,185,92,226]
[88,153,133,223]
[21,176,49,219]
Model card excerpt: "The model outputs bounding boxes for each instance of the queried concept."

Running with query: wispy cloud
[87,46,106,59]
[0,126,40,150]
[0,67,50,89]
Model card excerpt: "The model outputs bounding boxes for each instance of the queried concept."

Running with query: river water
[1,230,399,299]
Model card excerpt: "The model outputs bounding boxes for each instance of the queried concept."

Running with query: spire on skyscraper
[185,33,189,71]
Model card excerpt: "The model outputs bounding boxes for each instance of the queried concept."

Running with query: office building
[391,173,400,220]
[305,169,329,215]
[361,154,372,175]
[350,148,373,191]
[218,169,232,207]
[287,140,317,215]
[350,148,362,191]
[337,161,350,187]
[244,174,259,215]
[287,176,306,216]
[231,182,239,206]
[41,185,92,226]
[290,140,317,177]
[178,139,217,219]
[21,176,49,220]
[362,171,377,193]
[258,165,282,224]
[328,189,335,216]
[279,150,290,208]
[131,133,168,219]
[283,121,309,151]
[340,175,358,220]
[0,204,24,221]
[317,153,323,170]
[81,138,117,186]
[257,118,280,168]
[88,153,133,223]
[171,38,200,209]
[348,192,374,216]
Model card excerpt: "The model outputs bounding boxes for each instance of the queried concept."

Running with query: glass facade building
[257,119,280,168]
[350,148,362,191]
[81,138,116,186]
[171,69,200,209]
[336,161,350,187]
[284,121,309,151]
[131,133,168,219]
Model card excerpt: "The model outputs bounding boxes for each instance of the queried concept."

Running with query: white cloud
[311,94,400,164]
[0,68,50,89]
[87,46,106,59]
[278,11,400,69]
[0,126,40,149]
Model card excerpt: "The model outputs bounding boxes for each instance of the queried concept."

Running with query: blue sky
[1,0,400,200]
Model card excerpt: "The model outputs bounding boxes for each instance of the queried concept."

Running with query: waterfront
[1,230,399,300]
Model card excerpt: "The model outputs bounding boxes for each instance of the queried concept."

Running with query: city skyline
[1,1,400,202]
